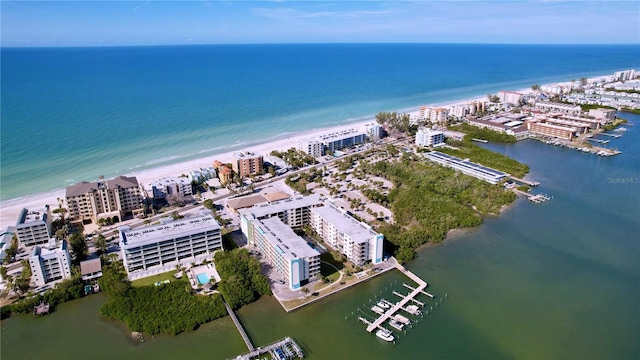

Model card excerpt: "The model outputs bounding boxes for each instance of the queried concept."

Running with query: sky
[1,1,639,47]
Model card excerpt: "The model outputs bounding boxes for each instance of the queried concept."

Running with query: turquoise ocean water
[1,44,639,201]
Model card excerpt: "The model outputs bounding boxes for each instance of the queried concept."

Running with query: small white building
[146,176,193,201]
[499,91,523,106]
[362,122,383,140]
[29,240,72,286]
[415,128,445,147]
[297,139,324,158]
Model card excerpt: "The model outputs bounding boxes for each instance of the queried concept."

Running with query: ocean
[1,44,640,201]
[2,112,638,359]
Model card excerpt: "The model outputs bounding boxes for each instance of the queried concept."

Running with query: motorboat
[376,328,394,342]
[376,299,390,309]
[388,319,404,331]
[371,305,385,315]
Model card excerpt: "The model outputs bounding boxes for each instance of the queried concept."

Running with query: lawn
[320,262,341,282]
[131,270,184,287]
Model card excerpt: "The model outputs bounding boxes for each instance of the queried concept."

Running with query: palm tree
[301,287,310,299]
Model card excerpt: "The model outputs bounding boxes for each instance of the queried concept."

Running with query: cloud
[251,7,400,20]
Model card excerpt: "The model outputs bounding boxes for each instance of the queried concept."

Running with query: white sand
[0,75,597,229]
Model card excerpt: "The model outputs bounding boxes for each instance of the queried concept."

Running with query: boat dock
[224,301,254,352]
[402,282,434,298]
[512,188,551,204]
[510,176,540,187]
[587,137,609,144]
[365,263,428,333]
[599,132,621,138]
[231,337,304,360]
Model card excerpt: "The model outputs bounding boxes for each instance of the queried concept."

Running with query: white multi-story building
[239,195,324,230]
[66,176,144,223]
[243,216,320,290]
[498,91,523,106]
[118,210,222,280]
[146,176,193,201]
[15,206,53,247]
[317,129,366,153]
[29,240,72,286]
[309,203,384,266]
[424,151,509,184]
[415,128,445,147]
[534,101,582,116]
[297,139,324,158]
[362,122,383,140]
[421,106,450,124]
[188,167,217,183]
[613,69,636,82]
[588,108,616,122]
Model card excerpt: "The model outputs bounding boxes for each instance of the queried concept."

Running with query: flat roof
[120,211,220,248]
[18,206,49,225]
[239,194,323,219]
[310,203,379,244]
[80,258,102,275]
[255,217,319,260]
[425,152,508,178]
[504,120,524,127]
[491,117,513,124]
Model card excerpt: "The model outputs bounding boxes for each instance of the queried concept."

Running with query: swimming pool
[196,273,210,285]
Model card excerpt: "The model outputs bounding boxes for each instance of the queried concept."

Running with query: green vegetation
[1,273,85,319]
[359,154,516,263]
[450,123,517,143]
[131,270,180,287]
[487,94,500,103]
[439,141,529,178]
[602,118,628,131]
[605,88,640,95]
[620,107,640,115]
[270,148,315,169]
[375,111,413,134]
[68,233,88,263]
[3,235,18,264]
[285,167,323,195]
[99,261,227,335]
[575,103,617,112]
[214,249,271,309]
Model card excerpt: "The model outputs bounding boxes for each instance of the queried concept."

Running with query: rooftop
[120,210,220,248]
[255,217,319,260]
[425,152,509,178]
[80,258,102,276]
[239,194,323,219]
[17,205,50,225]
[31,240,67,259]
[233,151,262,160]
[66,176,139,197]
[227,194,269,210]
[311,203,380,244]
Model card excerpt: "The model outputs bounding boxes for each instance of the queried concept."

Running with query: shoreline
[0,72,613,229]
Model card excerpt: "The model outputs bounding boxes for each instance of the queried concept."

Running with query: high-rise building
[145,176,193,201]
[232,152,264,178]
[66,176,144,223]
[15,206,53,247]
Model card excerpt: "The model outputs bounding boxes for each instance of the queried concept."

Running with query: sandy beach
[0,75,602,230]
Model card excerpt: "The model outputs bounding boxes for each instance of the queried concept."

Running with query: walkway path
[224,301,254,352]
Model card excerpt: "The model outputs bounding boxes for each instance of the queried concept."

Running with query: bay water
[2,113,638,359]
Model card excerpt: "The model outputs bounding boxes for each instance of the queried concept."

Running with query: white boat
[371,305,385,315]
[376,328,394,342]
[376,300,390,309]
[393,314,411,325]
[405,304,422,316]
[388,319,404,331]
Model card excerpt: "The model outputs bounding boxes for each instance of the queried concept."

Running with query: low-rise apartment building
[415,128,445,147]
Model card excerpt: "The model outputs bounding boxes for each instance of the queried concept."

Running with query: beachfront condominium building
[232,152,264,178]
[361,123,383,140]
[188,167,217,183]
[498,91,523,106]
[420,106,449,125]
[534,101,582,116]
[415,128,445,147]
[15,206,53,247]
[309,203,384,266]
[29,240,72,286]
[145,176,193,201]
[424,151,509,184]
[297,139,325,158]
[317,129,367,153]
[66,176,144,223]
[613,69,636,82]
[118,210,222,280]
[243,216,320,290]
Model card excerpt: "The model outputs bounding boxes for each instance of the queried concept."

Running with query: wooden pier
[510,176,540,187]
[598,132,621,138]
[224,301,254,352]
[402,282,434,298]
[365,263,428,333]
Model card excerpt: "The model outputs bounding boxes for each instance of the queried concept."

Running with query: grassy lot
[131,270,184,287]
[320,262,341,282]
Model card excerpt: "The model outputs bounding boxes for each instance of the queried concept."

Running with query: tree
[166,193,188,207]
[94,234,108,257]
[487,94,500,103]
[580,77,588,86]
[531,84,540,91]
[301,287,310,299]
[4,235,18,263]
[55,226,69,241]
[68,233,88,262]
[203,199,214,210]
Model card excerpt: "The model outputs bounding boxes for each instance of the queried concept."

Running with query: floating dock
[365,263,429,333]
[232,337,304,360]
